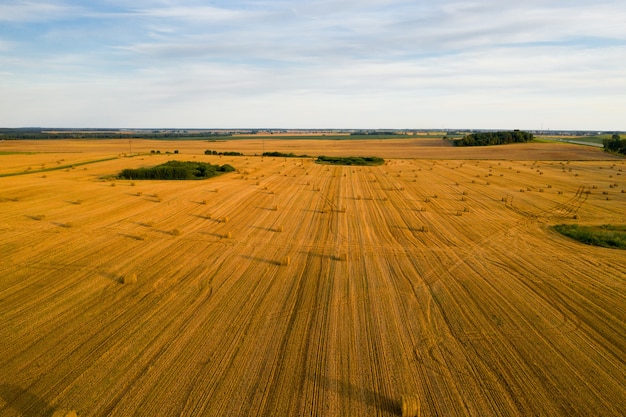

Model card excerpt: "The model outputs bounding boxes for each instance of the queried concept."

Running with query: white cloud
[0,1,82,22]
[0,0,625,129]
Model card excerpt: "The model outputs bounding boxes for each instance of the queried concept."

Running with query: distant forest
[454,130,534,147]
[0,128,231,140]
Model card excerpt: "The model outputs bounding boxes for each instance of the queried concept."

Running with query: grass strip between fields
[0,157,121,178]
[553,224,626,249]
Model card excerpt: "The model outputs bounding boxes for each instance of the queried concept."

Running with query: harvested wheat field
[1,139,625,416]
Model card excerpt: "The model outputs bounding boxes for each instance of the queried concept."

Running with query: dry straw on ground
[1,139,624,417]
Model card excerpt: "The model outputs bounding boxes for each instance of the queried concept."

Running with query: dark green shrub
[118,160,236,180]
[316,155,384,166]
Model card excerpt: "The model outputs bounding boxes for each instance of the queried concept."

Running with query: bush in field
[316,155,384,166]
[262,151,310,158]
[205,150,244,156]
[118,161,235,180]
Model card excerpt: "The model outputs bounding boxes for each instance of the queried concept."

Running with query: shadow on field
[241,255,282,266]
[310,375,401,415]
[249,225,274,232]
[190,214,218,222]
[98,271,123,283]
[298,251,344,261]
[118,233,146,241]
[0,384,55,417]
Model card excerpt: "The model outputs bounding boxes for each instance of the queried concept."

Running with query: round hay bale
[123,273,137,284]
[401,394,420,417]
[276,225,284,232]
[283,256,291,266]
[51,410,78,417]
[224,232,232,239]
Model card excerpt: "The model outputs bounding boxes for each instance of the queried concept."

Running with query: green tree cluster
[119,161,235,180]
[603,134,626,155]
[316,155,385,166]
[455,130,534,146]
[262,151,309,158]
[204,150,243,156]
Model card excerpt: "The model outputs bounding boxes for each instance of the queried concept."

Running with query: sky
[1,0,625,130]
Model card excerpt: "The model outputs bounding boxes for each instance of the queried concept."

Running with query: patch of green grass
[532,137,558,143]
[553,224,626,249]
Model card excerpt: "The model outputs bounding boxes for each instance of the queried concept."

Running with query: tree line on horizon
[453,130,534,147]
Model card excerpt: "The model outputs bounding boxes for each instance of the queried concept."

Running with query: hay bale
[282,256,291,266]
[276,225,284,232]
[171,229,181,236]
[224,231,232,239]
[123,273,137,284]
[338,253,347,261]
[401,394,420,417]
[51,410,78,417]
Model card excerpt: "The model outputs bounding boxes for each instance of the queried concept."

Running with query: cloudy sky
[1,0,625,129]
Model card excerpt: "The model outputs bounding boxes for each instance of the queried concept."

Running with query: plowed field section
[1,148,625,417]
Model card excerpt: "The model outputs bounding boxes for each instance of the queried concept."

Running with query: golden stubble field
[1,139,625,417]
